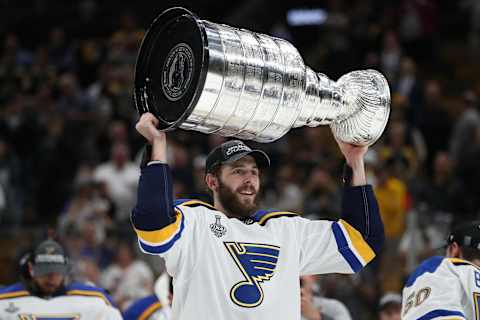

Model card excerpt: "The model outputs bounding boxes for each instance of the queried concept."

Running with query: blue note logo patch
[224,242,280,308]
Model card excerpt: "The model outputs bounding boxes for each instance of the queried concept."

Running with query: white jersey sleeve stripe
[338,219,375,265]
[416,309,466,319]
[136,208,186,255]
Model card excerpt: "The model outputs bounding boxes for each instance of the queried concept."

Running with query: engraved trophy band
[134,7,391,145]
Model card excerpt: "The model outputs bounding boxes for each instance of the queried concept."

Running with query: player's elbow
[369,230,385,257]
[130,206,175,231]
[366,218,385,257]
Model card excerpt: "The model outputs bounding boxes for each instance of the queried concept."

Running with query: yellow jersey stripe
[180,199,215,209]
[339,219,375,264]
[67,290,111,305]
[139,301,162,320]
[258,211,298,225]
[0,290,29,300]
[135,209,183,244]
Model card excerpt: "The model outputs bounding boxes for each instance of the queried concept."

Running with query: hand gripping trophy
[134,7,390,145]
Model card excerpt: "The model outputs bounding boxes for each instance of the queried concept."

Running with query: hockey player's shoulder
[405,256,480,287]
[0,283,29,300]
[123,294,162,320]
[253,209,299,226]
[65,282,114,306]
[174,199,215,211]
[445,257,480,270]
[405,256,446,287]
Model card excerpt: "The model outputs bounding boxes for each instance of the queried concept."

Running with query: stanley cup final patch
[210,215,227,238]
[4,302,19,313]
[161,43,195,101]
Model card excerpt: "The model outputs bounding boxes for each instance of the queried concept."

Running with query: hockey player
[401,221,480,319]
[132,113,384,320]
[123,273,172,320]
[0,239,122,319]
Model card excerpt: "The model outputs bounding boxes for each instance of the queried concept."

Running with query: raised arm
[131,113,175,236]
[336,139,384,255]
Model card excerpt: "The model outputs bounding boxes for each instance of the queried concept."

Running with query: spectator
[0,139,22,225]
[301,275,352,320]
[380,31,402,83]
[449,90,480,165]
[94,142,139,222]
[414,80,452,173]
[101,241,154,311]
[302,166,341,220]
[418,152,461,214]
[378,119,420,180]
[374,163,409,292]
[378,293,402,320]
[394,57,422,120]
[79,219,114,269]
[263,164,303,212]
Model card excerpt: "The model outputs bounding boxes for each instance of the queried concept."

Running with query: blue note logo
[224,242,280,308]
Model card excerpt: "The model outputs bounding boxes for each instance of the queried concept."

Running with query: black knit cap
[447,221,480,250]
[205,140,270,175]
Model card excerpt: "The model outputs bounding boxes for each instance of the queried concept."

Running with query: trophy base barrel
[134,7,209,130]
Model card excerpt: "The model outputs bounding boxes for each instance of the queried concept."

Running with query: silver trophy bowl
[134,7,390,145]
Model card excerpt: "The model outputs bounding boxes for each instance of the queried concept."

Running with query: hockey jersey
[401,256,480,319]
[123,294,171,320]
[0,282,123,319]
[134,199,377,320]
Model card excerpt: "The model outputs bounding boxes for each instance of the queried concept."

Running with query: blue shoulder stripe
[405,256,444,288]
[252,209,279,221]
[123,294,161,320]
[417,309,465,319]
[66,282,115,306]
[0,283,29,300]
[0,283,25,294]
[174,198,191,206]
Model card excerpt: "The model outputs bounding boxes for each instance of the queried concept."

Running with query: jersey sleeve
[134,202,205,278]
[296,217,375,275]
[401,257,468,320]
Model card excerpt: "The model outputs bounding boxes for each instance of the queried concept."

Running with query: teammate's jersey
[401,256,480,319]
[0,282,123,320]
[123,294,171,320]
[134,199,375,320]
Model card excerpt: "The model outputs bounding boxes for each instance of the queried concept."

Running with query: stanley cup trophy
[134,7,390,145]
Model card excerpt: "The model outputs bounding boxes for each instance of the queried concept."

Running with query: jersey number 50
[403,287,431,316]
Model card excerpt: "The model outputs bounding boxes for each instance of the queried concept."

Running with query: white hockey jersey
[0,282,123,320]
[134,199,375,320]
[401,256,480,319]
[123,293,171,320]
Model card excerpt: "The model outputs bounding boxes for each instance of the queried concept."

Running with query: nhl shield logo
[210,215,227,238]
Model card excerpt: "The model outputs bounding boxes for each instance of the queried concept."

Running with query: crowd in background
[1,0,480,318]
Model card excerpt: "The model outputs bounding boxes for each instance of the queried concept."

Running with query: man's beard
[217,179,259,218]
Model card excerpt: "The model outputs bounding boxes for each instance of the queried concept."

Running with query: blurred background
[0,0,479,318]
